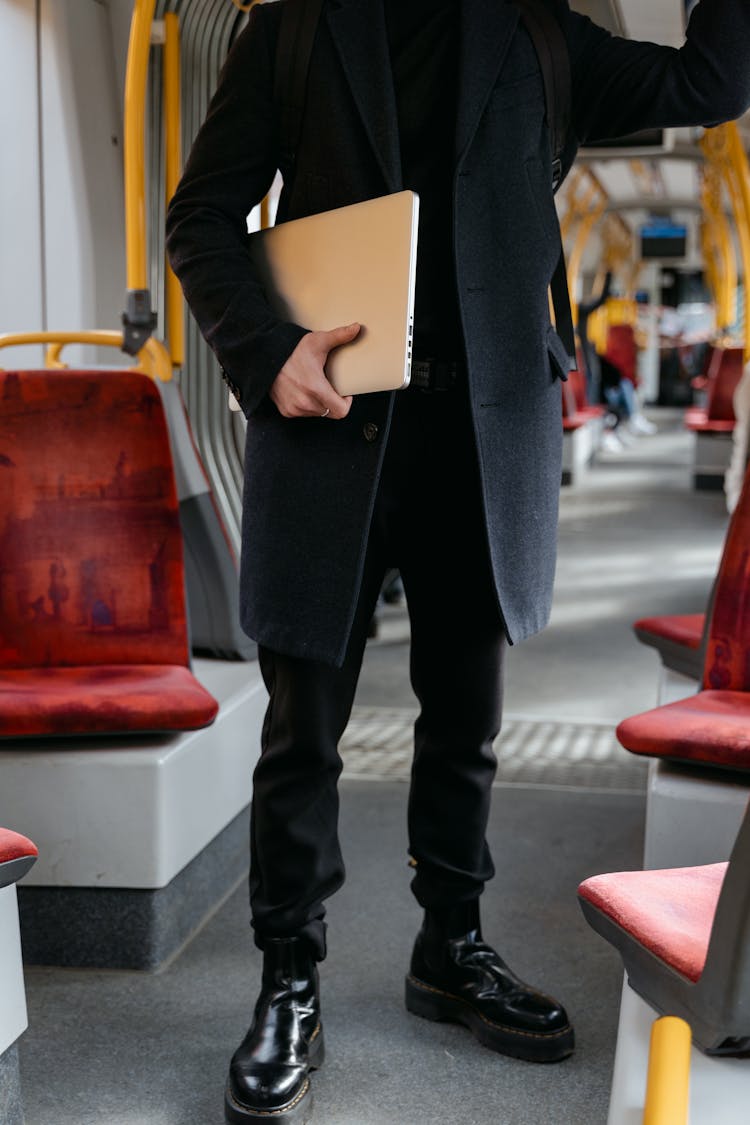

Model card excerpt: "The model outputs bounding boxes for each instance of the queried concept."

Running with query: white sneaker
[628,413,657,436]
[600,430,623,453]
[616,426,637,447]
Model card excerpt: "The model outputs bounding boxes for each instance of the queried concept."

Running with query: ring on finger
[321,407,331,418]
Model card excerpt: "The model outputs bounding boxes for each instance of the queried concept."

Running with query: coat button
[363,422,379,443]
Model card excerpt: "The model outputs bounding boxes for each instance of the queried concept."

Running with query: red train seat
[578,798,750,1055]
[0,370,219,738]
[0,827,38,888]
[633,612,706,681]
[634,614,704,652]
[580,862,724,984]
[619,462,750,770]
[685,347,743,434]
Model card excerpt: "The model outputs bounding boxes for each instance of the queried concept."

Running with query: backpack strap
[514,0,576,365]
[513,0,571,191]
[274,0,325,170]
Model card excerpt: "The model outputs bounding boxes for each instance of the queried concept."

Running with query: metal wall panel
[143,0,250,551]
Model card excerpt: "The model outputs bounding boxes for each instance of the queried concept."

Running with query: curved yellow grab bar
[642,1016,691,1125]
[0,332,172,384]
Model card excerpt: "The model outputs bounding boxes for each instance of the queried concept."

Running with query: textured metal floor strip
[340,706,648,791]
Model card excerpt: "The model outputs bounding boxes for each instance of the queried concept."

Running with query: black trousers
[249,385,506,959]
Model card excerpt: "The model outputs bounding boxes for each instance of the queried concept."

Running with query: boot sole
[224,1028,324,1123]
[405,975,575,1063]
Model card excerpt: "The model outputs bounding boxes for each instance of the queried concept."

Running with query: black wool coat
[167,0,750,667]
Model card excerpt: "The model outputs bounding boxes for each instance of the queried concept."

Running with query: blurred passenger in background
[577,271,612,405]
[599,352,657,452]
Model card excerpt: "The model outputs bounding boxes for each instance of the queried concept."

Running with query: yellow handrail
[0,332,172,384]
[124,0,157,293]
[642,1016,691,1125]
[558,167,609,327]
[164,12,184,368]
[701,124,750,362]
[702,162,738,332]
[567,197,608,325]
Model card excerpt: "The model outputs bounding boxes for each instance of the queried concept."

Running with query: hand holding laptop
[248,191,419,404]
[270,322,360,420]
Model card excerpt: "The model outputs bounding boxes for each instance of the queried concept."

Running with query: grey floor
[18,412,729,1125]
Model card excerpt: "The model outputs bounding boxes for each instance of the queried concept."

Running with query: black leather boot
[225,937,324,1123]
[405,901,575,1062]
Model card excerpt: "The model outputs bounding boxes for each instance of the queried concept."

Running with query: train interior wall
[0,0,130,370]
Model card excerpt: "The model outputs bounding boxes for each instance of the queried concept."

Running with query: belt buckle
[411,359,433,391]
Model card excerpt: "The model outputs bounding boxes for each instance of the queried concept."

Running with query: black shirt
[384,0,462,360]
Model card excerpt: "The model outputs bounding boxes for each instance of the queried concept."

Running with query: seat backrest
[705,347,744,422]
[703,462,750,691]
[561,380,578,419]
[0,370,189,669]
[698,797,750,1041]
[567,366,589,411]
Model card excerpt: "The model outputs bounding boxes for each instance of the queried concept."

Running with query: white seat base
[0,659,266,889]
[562,417,602,485]
[608,981,750,1125]
[644,758,750,870]
[0,885,27,1055]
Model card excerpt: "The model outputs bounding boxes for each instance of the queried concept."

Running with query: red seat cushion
[0,827,37,865]
[578,863,726,982]
[0,826,38,887]
[634,614,704,651]
[617,690,750,770]
[563,414,587,431]
[0,665,219,737]
[685,414,735,434]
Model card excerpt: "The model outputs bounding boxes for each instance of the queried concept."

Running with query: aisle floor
[18,412,729,1125]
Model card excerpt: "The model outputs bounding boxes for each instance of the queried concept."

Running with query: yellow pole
[700,220,722,323]
[726,123,750,361]
[702,125,750,362]
[163,12,184,368]
[567,198,607,324]
[723,170,750,361]
[642,1016,691,1125]
[124,0,156,293]
[702,163,738,333]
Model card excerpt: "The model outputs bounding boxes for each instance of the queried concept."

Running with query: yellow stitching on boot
[227,1028,321,1120]
[228,1077,311,1117]
[407,975,572,1041]
[229,1075,310,1120]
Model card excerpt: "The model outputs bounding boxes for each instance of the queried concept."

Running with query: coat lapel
[455,0,520,165]
[326,0,402,193]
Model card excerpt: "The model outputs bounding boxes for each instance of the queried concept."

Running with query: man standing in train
[167,0,750,1119]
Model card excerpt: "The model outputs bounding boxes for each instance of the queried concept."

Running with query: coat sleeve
[165,3,308,418]
[564,0,750,145]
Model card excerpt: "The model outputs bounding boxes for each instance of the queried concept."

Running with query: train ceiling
[569,0,749,276]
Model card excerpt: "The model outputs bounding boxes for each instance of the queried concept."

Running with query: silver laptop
[247,190,419,398]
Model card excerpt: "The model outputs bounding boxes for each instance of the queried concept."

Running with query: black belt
[409,358,463,392]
